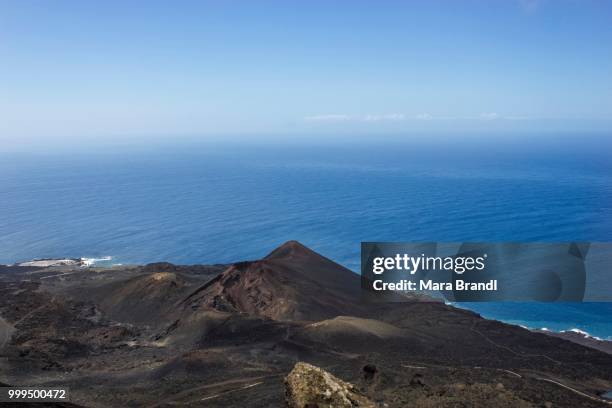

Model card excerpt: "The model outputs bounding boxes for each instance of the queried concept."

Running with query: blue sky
[1,0,611,147]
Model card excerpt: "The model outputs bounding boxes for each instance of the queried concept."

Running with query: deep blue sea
[1,134,611,338]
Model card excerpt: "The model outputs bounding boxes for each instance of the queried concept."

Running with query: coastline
[6,256,115,268]
[455,303,612,342]
[1,242,611,407]
[450,302,612,354]
[3,256,611,355]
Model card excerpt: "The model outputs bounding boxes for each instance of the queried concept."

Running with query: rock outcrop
[285,362,375,407]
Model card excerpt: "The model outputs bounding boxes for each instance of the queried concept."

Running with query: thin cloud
[415,113,433,120]
[480,112,500,120]
[479,113,533,121]
[304,112,533,123]
[304,114,352,122]
[304,113,407,122]
[363,113,406,122]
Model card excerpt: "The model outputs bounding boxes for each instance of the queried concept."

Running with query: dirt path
[402,361,612,405]
[40,272,77,280]
[533,377,612,405]
[199,380,265,402]
[470,321,562,365]
[147,374,281,407]
[10,299,58,327]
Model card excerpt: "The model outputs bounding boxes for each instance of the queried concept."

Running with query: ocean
[1,134,611,338]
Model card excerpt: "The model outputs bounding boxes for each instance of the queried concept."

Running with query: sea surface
[1,134,611,338]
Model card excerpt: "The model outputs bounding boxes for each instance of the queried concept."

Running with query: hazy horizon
[1,0,611,150]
